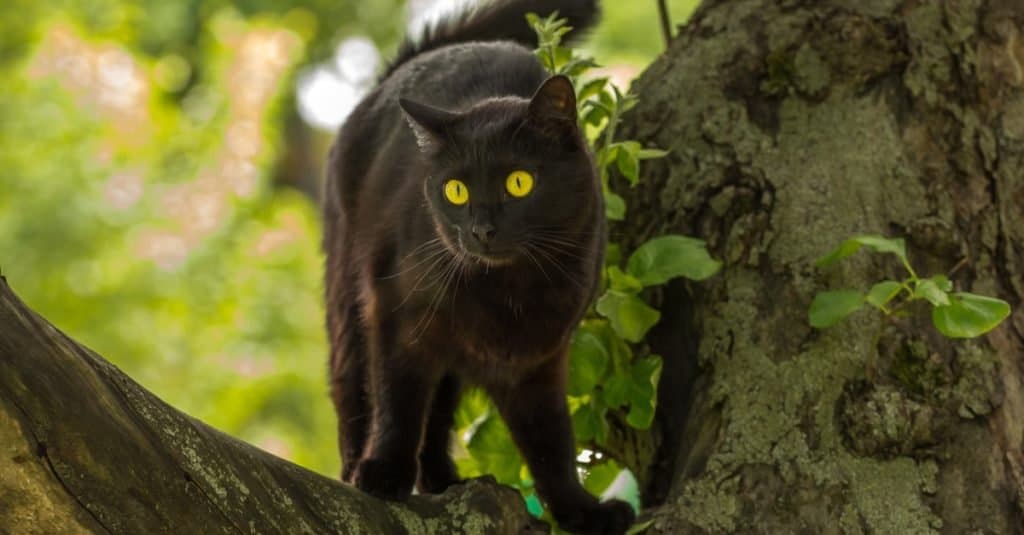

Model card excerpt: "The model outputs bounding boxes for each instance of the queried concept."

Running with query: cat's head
[399,75,600,266]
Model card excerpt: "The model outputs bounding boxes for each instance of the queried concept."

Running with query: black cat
[324,1,634,533]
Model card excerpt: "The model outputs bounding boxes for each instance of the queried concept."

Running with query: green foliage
[812,235,1011,338]
[2,0,701,515]
[442,13,720,520]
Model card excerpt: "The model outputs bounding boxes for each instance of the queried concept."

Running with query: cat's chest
[442,275,583,365]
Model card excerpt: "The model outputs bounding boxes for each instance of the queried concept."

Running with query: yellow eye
[506,170,534,198]
[444,179,469,205]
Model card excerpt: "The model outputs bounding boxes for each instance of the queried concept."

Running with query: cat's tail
[381,0,600,80]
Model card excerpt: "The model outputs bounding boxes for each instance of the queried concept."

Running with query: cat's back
[382,40,547,109]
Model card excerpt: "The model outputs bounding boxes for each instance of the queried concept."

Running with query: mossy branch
[0,277,539,534]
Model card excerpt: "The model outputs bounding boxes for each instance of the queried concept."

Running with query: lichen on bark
[613,0,1024,532]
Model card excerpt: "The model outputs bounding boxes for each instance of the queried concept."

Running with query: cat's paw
[555,499,635,535]
[351,457,416,501]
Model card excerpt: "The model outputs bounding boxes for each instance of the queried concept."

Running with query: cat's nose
[471,223,496,245]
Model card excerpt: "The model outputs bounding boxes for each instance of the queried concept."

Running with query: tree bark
[616,0,1024,532]
[0,277,539,534]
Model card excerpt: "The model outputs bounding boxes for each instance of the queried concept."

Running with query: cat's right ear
[399,98,458,152]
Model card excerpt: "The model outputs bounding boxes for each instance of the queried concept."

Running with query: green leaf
[604,243,622,267]
[865,280,902,309]
[604,189,626,220]
[913,279,950,307]
[853,235,907,259]
[625,356,661,429]
[809,290,864,328]
[571,399,609,444]
[931,292,1011,338]
[596,291,660,342]
[625,235,721,286]
[562,57,599,78]
[816,235,908,268]
[616,142,640,185]
[578,77,609,101]
[454,389,490,430]
[607,266,642,294]
[929,274,953,292]
[466,412,523,484]
[599,144,620,168]
[582,104,608,127]
[637,148,669,160]
[582,462,622,497]
[568,328,611,396]
[815,239,862,268]
[602,374,631,408]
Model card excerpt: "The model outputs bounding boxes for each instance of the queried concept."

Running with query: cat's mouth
[453,229,520,266]
[463,242,520,266]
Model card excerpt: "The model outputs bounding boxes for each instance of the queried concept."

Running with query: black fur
[324,1,633,533]
[382,0,600,79]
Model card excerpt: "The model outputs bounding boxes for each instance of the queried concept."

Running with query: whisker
[379,242,448,280]
[391,248,452,312]
[528,242,585,289]
[522,246,553,284]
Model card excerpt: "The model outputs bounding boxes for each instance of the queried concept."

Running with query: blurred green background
[0,0,696,479]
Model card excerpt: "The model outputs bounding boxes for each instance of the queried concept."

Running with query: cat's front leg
[352,332,439,501]
[489,356,635,535]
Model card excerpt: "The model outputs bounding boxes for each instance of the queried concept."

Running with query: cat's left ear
[525,76,580,148]
[399,98,459,152]
[527,75,578,131]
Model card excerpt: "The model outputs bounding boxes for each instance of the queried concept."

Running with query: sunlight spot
[296,66,360,131]
[335,36,379,85]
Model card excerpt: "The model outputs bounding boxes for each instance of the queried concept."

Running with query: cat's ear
[528,75,577,124]
[526,75,578,143]
[399,98,458,151]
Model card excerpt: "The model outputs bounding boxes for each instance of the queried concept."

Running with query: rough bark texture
[0,278,539,534]
[615,0,1024,532]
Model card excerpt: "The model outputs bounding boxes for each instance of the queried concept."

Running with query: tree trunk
[618,0,1024,532]
[0,277,540,534]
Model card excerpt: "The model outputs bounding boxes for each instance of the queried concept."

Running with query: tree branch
[0,277,540,534]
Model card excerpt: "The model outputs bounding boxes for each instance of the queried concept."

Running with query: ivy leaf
[865,280,902,309]
[607,266,642,294]
[596,291,660,342]
[637,148,669,159]
[914,279,951,307]
[616,141,641,185]
[568,328,610,396]
[625,356,661,429]
[571,399,609,444]
[816,235,908,268]
[597,357,661,429]
[604,189,626,220]
[809,290,864,328]
[625,235,721,286]
[602,374,630,408]
[582,461,622,497]
[931,292,1011,338]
